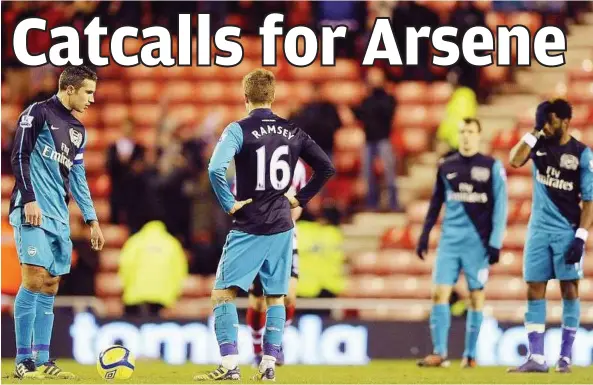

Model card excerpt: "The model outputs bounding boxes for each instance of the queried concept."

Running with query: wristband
[522,133,538,149]
[576,228,589,241]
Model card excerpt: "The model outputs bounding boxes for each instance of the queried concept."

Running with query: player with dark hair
[194,69,335,381]
[416,117,508,368]
[9,65,104,379]
[508,99,593,373]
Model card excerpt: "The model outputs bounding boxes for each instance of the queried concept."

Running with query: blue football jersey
[528,137,593,232]
[422,152,508,250]
[10,95,97,226]
[208,108,335,235]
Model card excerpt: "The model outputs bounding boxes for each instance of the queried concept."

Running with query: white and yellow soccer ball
[96,345,135,380]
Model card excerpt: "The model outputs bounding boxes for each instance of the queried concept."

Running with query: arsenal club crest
[69,128,83,148]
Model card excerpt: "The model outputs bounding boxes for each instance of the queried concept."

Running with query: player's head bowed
[542,98,573,143]
[242,68,276,111]
[58,65,98,113]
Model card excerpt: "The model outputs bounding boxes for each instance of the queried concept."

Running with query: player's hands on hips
[24,201,42,226]
[565,237,585,264]
[229,198,253,215]
[416,234,429,260]
[89,220,105,251]
[284,193,300,209]
[487,246,500,265]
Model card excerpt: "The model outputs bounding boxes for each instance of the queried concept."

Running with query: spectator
[392,1,439,80]
[448,1,486,93]
[294,82,342,159]
[353,68,400,211]
[312,1,367,57]
[296,203,346,300]
[436,79,478,157]
[119,220,188,317]
[106,119,146,225]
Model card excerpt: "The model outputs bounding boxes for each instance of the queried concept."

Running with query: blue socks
[14,287,38,363]
[33,293,55,366]
[263,305,285,359]
[560,299,579,359]
[213,303,239,357]
[525,299,546,357]
[430,304,450,357]
[463,310,483,359]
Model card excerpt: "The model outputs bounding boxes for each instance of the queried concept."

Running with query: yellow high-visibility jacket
[118,221,188,307]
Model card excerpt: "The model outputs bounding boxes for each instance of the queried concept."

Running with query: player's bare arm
[509,101,551,168]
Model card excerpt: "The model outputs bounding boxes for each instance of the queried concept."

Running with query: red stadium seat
[334,126,365,151]
[394,105,430,128]
[194,82,232,103]
[338,105,357,126]
[484,276,526,300]
[429,82,454,105]
[95,273,123,297]
[97,64,123,80]
[482,62,510,84]
[274,82,314,104]
[101,104,129,127]
[1,104,20,126]
[83,151,106,175]
[567,81,593,103]
[88,174,111,198]
[570,104,592,126]
[126,65,166,80]
[2,176,14,198]
[94,81,126,103]
[163,81,195,103]
[489,251,523,276]
[99,249,120,272]
[507,12,542,35]
[486,12,506,32]
[190,65,226,80]
[161,65,193,80]
[167,104,199,125]
[399,127,430,154]
[74,108,100,128]
[242,36,263,59]
[129,80,162,103]
[102,298,124,317]
[507,176,532,200]
[393,82,428,105]
[321,81,365,105]
[326,59,360,80]
[406,200,430,224]
[568,59,593,81]
[286,61,324,81]
[503,225,529,250]
[160,299,212,319]
[181,275,208,297]
[130,104,161,126]
[101,224,129,248]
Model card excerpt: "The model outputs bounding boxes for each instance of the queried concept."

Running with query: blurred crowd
[2,0,591,308]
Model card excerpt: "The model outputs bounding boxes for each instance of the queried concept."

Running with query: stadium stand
[1,1,592,323]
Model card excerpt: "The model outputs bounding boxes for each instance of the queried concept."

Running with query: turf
[2,359,592,384]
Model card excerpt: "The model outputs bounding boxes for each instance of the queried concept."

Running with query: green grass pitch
[2,359,592,384]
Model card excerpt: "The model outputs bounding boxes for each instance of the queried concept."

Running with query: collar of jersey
[249,108,273,116]
[51,95,73,115]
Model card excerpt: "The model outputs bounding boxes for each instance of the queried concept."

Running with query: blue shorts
[214,229,294,295]
[9,208,73,276]
[433,244,490,291]
[523,229,584,282]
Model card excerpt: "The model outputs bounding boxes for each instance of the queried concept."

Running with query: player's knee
[21,265,46,292]
[248,293,266,312]
[527,282,547,300]
[211,288,238,307]
[41,276,60,296]
[431,287,451,304]
[559,280,579,300]
[468,290,485,310]
[265,295,284,307]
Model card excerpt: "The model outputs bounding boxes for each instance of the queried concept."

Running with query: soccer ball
[96,345,135,380]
